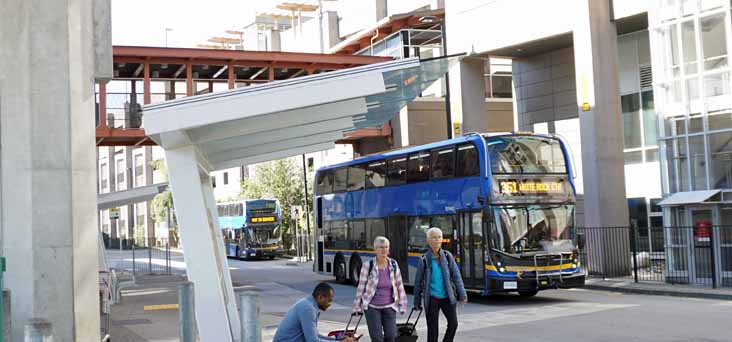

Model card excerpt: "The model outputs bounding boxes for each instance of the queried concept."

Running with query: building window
[223,172,229,185]
[134,154,144,187]
[212,175,217,188]
[622,93,642,149]
[116,159,125,189]
[100,163,108,191]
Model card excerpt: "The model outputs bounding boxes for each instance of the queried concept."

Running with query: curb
[583,283,732,301]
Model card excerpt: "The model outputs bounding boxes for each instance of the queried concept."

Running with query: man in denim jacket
[413,227,467,342]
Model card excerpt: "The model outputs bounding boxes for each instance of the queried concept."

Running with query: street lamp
[419,15,453,139]
[165,27,173,47]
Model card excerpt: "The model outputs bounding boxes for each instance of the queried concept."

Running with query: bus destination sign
[250,216,276,223]
[499,179,565,195]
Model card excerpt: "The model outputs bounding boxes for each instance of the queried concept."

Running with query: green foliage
[151,190,175,225]
[240,158,314,250]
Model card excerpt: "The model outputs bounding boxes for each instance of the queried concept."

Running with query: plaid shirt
[352,258,408,313]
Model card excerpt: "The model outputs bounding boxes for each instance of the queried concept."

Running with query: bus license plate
[250,253,257,257]
[503,281,517,289]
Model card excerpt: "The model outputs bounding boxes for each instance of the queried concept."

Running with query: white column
[573,0,630,275]
[164,146,240,341]
[0,0,101,341]
[448,58,487,136]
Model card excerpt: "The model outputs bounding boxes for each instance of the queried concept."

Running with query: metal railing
[570,226,732,288]
[103,237,173,276]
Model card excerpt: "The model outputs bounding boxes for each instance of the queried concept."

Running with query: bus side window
[365,218,386,249]
[407,216,430,253]
[349,220,366,250]
[347,165,366,191]
[323,221,334,249]
[316,197,323,229]
[456,144,480,177]
[316,171,334,194]
[366,161,386,188]
[333,168,348,192]
[431,147,455,179]
[386,157,407,185]
[407,152,431,183]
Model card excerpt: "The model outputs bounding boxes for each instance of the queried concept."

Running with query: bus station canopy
[143,56,456,171]
[139,55,456,341]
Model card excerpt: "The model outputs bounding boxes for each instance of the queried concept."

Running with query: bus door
[387,215,408,282]
[458,211,485,288]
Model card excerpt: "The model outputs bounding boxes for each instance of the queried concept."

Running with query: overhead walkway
[97,182,169,211]
[142,56,456,341]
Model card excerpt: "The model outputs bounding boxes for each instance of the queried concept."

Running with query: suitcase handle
[405,307,422,334]
[345,312,363,335]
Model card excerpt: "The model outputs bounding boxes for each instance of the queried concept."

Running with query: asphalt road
[227,257,732,342]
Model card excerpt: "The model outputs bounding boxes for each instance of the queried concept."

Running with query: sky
[112,0,292,48]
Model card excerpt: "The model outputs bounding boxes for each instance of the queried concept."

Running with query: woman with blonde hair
[352,236,408,342]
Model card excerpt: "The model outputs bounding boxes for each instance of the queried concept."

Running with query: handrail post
[236,287,261,342]
[24,318,52,342]
[179,282,196,342]
[0,257,5,342]
[630,226,639,283]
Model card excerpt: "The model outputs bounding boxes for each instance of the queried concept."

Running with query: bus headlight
[572,263,577,269]
[499,267,506,273]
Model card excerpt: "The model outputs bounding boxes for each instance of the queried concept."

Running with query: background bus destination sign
[499,179,565,195]
[250,216,276,223]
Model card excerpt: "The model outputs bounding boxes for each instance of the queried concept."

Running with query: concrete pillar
[392,107,410,147]
[125,148,135,240]
[448,58,487,136]
[0,0,103,340]
[145,147,155,242]
[164,146,240,341]
[573,0,630,275]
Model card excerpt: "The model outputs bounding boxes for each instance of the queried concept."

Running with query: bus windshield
[486,136,567,174]
[490,204,574,254]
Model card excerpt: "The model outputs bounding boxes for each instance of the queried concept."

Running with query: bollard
[178,282,196,342]
[24,318,52,342]
[0,257,5,342]
[236,287,261,342]
[3,290,10,342]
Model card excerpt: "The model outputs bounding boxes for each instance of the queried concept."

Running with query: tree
[150,159,178,246]
[241,158,312,251]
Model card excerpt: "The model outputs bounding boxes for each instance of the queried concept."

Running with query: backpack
[367,258,398,279]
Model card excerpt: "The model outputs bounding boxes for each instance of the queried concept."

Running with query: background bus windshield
[486,136,566,174]
[491,205,574,253]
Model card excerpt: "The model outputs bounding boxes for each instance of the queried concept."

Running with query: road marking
[143,304,179,311]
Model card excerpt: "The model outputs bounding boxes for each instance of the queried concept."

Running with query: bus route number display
[250,216,276,223]
[499,179,564,195]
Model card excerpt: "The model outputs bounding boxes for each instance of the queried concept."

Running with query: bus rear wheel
[518,290,538,298]
[349,257,362,285]
[334,258,347,283]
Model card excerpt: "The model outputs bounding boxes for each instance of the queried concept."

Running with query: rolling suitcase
[328,312,363,340]
[395,308,422,342]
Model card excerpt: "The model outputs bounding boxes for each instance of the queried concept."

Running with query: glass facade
[651,1,732,195]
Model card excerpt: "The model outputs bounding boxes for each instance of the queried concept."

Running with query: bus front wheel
[334,258,347,283]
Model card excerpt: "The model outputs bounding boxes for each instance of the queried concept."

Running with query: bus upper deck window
[366,161,386,188]
[456,144,479,177]
[386,157,407,185]
[431,147,455,179]
[333,168,348,192]
[347,165,366,191]
[316,171,334,194]
[407,152,431,183]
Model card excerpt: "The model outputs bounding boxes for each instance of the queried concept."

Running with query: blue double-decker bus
[313,132,584,296]
[220,199,283,260]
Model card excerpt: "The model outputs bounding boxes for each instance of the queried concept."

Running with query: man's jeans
[426,297,458,342]
[365,307,397,342]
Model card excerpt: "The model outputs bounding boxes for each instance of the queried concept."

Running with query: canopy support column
[164,145,240,341]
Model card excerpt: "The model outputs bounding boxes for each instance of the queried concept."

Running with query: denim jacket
[413,249,467,310]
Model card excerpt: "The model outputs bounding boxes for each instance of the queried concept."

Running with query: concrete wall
[513,48,577,131]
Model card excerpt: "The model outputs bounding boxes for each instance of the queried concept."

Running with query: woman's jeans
[426,297,458,342]
[365,307,397,342]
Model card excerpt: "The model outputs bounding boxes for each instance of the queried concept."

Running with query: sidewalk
[584,278,732,300]
[108,274,187,342]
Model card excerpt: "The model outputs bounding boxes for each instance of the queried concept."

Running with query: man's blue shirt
[273,296,337,342]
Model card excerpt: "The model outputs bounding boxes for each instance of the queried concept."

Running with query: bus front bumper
[241,248,281,258]
[486,272,585,294]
